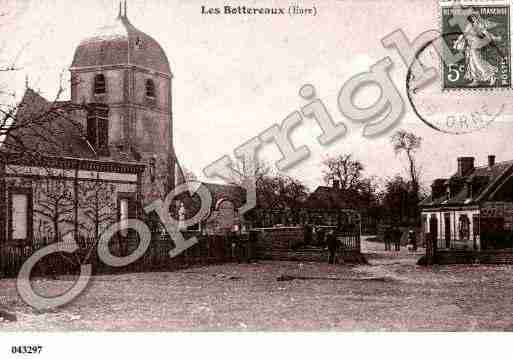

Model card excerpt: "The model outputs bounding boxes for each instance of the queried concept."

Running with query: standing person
[408,230,417,252]
[326,229,338,264]
[393,226,402,251]
[383,227,391,251]
[304,223,313,246]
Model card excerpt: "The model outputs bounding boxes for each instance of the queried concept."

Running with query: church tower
[69,2,174,204]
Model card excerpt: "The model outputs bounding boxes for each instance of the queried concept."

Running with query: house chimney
[333,179,340,189]
[457,157,475,177]
[488,155,496,167]
[431,178,447,199]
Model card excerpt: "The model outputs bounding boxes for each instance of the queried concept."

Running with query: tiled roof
[421,160,513,207]
[2,88,97,159]
[2,89,141,165]
[71,14,171,75]
[305,186,359,210]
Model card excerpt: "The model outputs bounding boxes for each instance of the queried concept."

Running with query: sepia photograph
[0,0,513,356]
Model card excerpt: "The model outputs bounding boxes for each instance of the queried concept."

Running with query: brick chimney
[431,178,447,199]
[488,155,496,167]
[457,157,475,177]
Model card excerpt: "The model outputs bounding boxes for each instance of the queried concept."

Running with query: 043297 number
[11,346,43,354]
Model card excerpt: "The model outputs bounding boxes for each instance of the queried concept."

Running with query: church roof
[71,9,171,75]
[1,88,141,166]
[2,88,97,159]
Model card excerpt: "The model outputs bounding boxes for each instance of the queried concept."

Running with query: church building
[0,3,177,244]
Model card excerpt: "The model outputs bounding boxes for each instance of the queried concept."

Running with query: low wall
[420,249,513,265]
[252,227,304,260]
[251,227,365,263]
[0,231,245,278]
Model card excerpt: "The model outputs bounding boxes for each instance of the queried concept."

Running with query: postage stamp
[441,3,511,90]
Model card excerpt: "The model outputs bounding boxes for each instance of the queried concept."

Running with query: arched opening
[458,214,470,241]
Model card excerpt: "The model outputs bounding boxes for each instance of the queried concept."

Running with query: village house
[305,180,373,233]
[420,155,513,251]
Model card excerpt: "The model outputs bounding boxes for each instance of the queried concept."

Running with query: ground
[1,238,513,331]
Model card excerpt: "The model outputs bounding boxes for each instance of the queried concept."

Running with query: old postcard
[1,0,513,356]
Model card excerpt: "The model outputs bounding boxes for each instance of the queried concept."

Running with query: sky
[1,0,512,191]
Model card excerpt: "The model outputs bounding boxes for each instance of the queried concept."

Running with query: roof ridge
[476,161,513,201]
[474,159,513,170]
[19,87,49,105]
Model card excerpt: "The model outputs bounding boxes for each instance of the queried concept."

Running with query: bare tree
[390,130,423,224]
[270,174,309,209]
[33,172,75,242]
[78,176,117,243]
[227,156,270,187]
[390,130,422,198]
[321,154,364,191]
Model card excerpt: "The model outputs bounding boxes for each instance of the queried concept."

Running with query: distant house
[420,155,513,251]
[305,180,374,233]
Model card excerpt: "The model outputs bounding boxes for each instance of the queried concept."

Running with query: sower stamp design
[441,4,511,90]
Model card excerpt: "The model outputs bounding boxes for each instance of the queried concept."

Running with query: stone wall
[252,227,305,260]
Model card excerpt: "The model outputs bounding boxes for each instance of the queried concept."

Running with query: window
[94,74,106,94]
[422,214,429,233]
[12,194,28,239]
[9,188,32,241]
[145,79,155,98]
[118,193,137,237]
[118,193,137,221]
[458,214,470,241]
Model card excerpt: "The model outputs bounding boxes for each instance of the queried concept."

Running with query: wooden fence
[0,232,251,278]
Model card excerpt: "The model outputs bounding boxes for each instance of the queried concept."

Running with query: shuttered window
[145,79,155,98]
[9,188,32,241]
[94,74,106,94]
[12,194,28,240]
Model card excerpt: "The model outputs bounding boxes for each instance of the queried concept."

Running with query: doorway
[444,213,451,249]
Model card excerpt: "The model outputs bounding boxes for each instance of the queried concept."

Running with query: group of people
[383,226,402,251]
[383,227,417,252]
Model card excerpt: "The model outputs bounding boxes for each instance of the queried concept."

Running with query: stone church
[70,2,176,202]
[0,4,242,244]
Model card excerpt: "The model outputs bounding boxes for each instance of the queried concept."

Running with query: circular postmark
[406,31,509,134]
